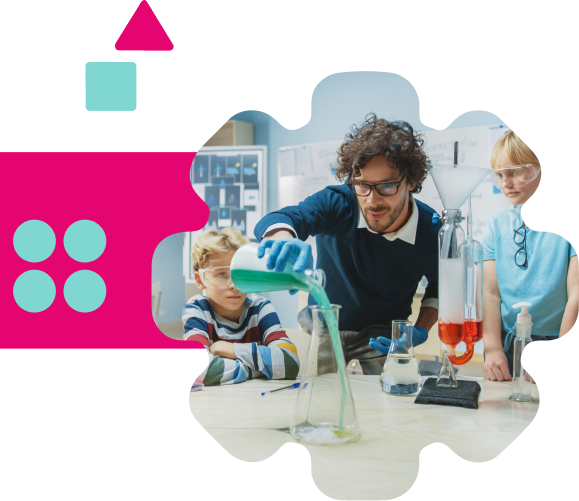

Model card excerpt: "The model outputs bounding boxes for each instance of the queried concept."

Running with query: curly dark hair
[333,114,429,194]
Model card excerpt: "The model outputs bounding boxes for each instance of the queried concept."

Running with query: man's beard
[362,196,407,234]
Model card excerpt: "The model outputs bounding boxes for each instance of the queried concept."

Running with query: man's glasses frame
[348,175,406,197]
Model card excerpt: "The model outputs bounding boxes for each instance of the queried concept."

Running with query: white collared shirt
[356,195,419,244]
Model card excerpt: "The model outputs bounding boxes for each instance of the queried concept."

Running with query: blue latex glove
[410,326,429,347]
[257,239,313,295]
[369,327,429,354]
[369,336,391,355]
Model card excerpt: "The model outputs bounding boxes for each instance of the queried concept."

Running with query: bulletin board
[184,145,267,283]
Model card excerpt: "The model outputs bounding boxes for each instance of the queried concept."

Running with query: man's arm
[415,306,438,332]
[560,255,578,337]
[263,229,296,240]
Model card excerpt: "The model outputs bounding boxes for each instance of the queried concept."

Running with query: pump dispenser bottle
[509,302,534,403]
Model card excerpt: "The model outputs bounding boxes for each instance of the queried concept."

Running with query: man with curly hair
[255,114,442,375]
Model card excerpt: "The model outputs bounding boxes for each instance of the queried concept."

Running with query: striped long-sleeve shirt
[182,295,299,386]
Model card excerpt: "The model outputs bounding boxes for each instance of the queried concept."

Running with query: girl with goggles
[482,131,577,383]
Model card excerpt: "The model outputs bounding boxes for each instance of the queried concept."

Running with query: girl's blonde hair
[490,130,540,169]
[191,227,249,271]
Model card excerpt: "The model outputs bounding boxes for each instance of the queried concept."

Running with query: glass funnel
[379,320,421,395]
[290,305,360,445]
[230,242,325,294]
[428,163,491,211]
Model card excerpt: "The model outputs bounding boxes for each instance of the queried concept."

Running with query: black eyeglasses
[514,223,528,270]
[348,175,406,197]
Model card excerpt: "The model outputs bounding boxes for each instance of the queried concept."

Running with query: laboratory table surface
[190,375,539,500]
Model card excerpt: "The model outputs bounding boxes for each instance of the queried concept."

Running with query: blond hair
[191,227,249,271]
[490,130,540,169]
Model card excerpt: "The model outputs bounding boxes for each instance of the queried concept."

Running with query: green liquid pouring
[231,268,348,432]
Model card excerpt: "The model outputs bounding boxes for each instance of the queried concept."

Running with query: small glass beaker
[230,242,325,294]
[290,305,360,445]
[379,320,421,395]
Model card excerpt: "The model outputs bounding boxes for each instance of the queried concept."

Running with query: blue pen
[260,382,300,396]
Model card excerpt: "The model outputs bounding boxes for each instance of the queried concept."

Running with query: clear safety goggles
[490,164,541,187]
[198,266,233,289]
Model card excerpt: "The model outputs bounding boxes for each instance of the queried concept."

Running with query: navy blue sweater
[255,184,441,331]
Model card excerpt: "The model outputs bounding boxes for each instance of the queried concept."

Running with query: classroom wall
[152,233,186,324]
[153,72,505,332]
[233,71,504,213]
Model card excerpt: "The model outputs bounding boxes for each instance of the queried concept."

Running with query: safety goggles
[198,266,232,289]
[490,164,541,188]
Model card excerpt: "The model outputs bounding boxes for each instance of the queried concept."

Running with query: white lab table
[190,375,539,500]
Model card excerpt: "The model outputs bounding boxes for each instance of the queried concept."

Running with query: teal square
[86,62,136,111]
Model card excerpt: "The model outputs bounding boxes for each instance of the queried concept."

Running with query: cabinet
[204,120,254,147]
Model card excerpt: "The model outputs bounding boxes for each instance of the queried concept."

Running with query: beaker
[509,337,534,403]
[290,305,360,445]
[230,242,325,294]
[379,320,421,395]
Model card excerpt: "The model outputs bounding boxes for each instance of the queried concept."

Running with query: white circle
[153,59,204,108]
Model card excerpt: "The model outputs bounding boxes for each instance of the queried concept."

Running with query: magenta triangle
[115,1,174,51]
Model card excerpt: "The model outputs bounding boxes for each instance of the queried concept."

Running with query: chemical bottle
[509,302,534,403]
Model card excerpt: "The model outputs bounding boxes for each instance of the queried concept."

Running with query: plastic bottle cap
[512,301,532,325]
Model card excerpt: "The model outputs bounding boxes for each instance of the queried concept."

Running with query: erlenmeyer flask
[290,305,360,445]
[230,242,325,294]
[379,320,421,395]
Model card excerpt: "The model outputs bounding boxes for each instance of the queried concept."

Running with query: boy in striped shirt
[183,228,300,386]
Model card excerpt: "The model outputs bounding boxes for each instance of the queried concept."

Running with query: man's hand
[369,336,391,355]
[483,349,511,381]
[209,340,236,359]
[257,239,313,295]
[369,327,429,355]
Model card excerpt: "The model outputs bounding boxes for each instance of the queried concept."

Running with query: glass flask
[290,305,360,445]
[379,320,421,395]
[230,242,325,294]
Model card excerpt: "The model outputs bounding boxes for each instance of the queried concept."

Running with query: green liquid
[231,268,348,432]
[231,269,309,293]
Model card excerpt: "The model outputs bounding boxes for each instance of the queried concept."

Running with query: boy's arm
[233,301,300,380]
[560,256,578,337]
[200,351,253,386]
[182,301,256,386]
[232,335,300,381]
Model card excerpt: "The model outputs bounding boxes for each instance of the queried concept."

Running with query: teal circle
[64,271,106,312]
[13,270,56,312]
[64,220,106,262]
[13,220,56,262]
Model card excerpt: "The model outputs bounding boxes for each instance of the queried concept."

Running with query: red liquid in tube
[438,319,483,365]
